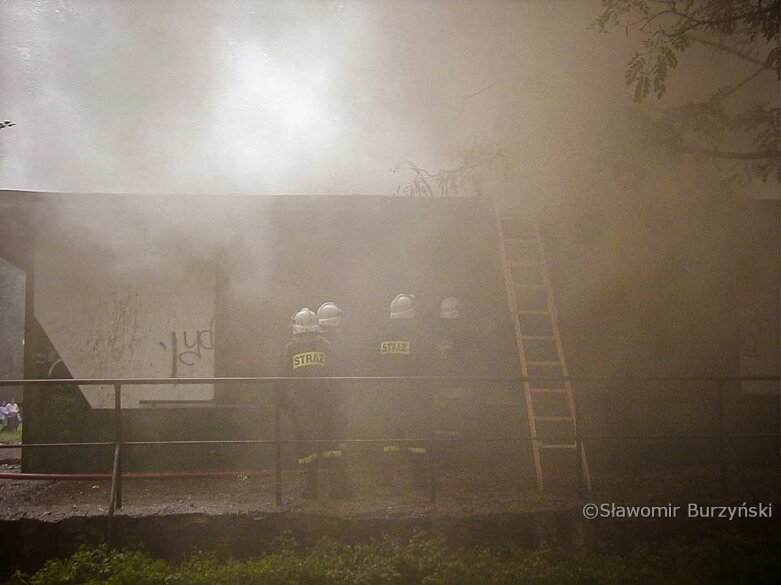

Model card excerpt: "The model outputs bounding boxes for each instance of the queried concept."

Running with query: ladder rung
[528,387,568,394]
[521,335,556,340]
[534,416,574,422]
[526,360,562,366]
[516,310,550,316]
[538,442,577,450]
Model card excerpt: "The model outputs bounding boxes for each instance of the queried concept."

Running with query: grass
[0,423,22,444]
[10,531,781,585]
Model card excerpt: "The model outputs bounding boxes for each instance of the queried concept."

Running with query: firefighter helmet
[317,301,343,329]
[291,307,320,335]
[439,296,460,319]
[390,293,415,320]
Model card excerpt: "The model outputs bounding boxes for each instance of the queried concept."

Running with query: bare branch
[718,65,769,99]
[689,34,775,70]
[667,3,776,28]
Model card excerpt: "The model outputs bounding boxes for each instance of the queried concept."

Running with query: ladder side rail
[492,203,545,490]
[533,222,592,492]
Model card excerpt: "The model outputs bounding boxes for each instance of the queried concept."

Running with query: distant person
[432,296,471,469]
[6,400,20,432]
[278,307,346,499]
[375,293,431,488]
[0,401,8,432]
[317,301,352,498]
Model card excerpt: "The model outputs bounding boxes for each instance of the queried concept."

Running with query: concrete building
[0,190,777,476]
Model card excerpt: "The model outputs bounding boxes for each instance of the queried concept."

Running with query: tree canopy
[594,0,780,190]
[393,1,779,198]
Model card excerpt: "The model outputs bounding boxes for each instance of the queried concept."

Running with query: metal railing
[0,375,779,544]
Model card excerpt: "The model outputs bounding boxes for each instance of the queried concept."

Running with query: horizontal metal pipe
[2,434,777,450]
[0,375,778,386]
[0,442,114,449]
[0,469,297,481]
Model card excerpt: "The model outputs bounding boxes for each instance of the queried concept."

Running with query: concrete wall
[34,216,215,408]
[16,194,522,472]
[0,191,775,474]
[738,203,780,395]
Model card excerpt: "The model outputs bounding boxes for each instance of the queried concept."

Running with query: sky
[0,0,776,197]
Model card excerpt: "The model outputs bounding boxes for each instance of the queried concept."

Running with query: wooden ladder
[493,205,591,493]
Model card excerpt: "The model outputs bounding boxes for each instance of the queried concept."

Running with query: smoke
[1,0,777,381]
[0,0,664,195]
[0,0,526,194]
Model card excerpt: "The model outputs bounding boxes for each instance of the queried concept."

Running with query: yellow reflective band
[297,453,318,465]
[380,340,410,355]
[292,351,326,369]
[383,446,401,453]
[409,447,427,454]
[320,450,342,458]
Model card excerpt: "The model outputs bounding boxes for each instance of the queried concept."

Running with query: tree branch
[719,65,769,99]
[689,34,775,70]
[668,4,775,28]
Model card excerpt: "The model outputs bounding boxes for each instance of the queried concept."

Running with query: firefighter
[432,296,470,470]
[279,307,343,499]
[316,301,353,498]
[317,302,347,367]
[376,293,431,488]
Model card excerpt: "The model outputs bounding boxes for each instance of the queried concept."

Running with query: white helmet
[317,301,343,329]
[291,307,320,335]
[390,293,415,320]
[439,296,460,319]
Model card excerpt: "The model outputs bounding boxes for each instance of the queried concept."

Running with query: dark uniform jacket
[320,329,354,377]
[281,332,332,377]
[432,319,470,376]
[375,319,430,447]
[376,319,426,377]
[276,332,332,410]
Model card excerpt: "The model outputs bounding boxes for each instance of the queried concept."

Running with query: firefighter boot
[300,463,318,499]
[327,457,353,500]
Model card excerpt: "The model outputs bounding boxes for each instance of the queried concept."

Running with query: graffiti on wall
[159,319,215,377]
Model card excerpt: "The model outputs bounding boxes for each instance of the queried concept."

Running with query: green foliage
[594,0,779,100]
[12,532,781,585]
[1,425,23,444]
[593,0,780,191]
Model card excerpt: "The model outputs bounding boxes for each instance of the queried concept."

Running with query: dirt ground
[1,459,769,523]
[0,462,569,521]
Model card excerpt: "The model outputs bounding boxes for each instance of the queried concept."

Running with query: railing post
[778,376,781,506]
[274,403,282,506]
[575,433,584,498]
[107,383,123,547]
[428,437,437,505]
[115,383,123,509]
[426,387,436,505]
[717,379,727,497]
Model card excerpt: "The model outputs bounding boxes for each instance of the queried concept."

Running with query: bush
[12,531,780,585]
